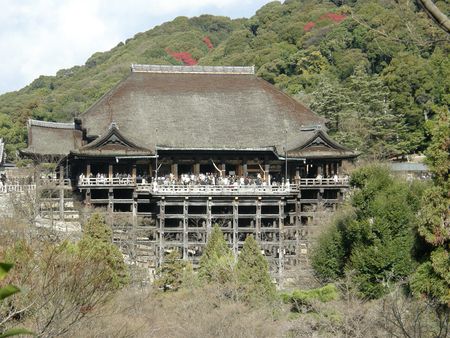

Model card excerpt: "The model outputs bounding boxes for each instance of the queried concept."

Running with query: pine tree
[82,213,112,243]
[154,250,188,292]
[235,235,276,303]
[311,66,408,158]
[78,213,128,288]
[198,224,234,284]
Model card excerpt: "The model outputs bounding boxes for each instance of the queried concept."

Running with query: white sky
[0,0,275,94]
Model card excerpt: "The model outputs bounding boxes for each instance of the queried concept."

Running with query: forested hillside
[0,0,448,160]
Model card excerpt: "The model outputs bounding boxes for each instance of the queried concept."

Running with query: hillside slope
[0,0,448,160]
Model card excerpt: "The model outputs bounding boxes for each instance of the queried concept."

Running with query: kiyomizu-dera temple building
[22,64,358,280]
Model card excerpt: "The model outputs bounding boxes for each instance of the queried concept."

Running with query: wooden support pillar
[183,198,188,260]
[264,164,270,184]
[318,188,323,202]
[132,192,138,227]
[243,163,248,177]
[59,188,64,220]
[148,163,153,178]
[59,165,64,182]
[86,164,91,177]
[338,189,344,203]
[278,199,285,284]
[295,198,301,252]
[85,189,91,206]
[232,198,239,258]
[295,167,300,184]
[58,165,65,220]
[206,198,212,236]
[338,161,343,176]
[108,164,113,179]
[159,198,165,266]
[132,164,137,179]
[171,163,178,179]
[255,198,261,241]
[317,165,322,176]
[108,188,114,226]
[221,163,226,176]
[193,163,200,175]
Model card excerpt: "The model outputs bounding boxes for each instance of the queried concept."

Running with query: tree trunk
[419,0,450,34]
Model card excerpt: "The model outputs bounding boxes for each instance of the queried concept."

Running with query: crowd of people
[155,172,274,187]
[78,172,134,184]
[78,171,352,187]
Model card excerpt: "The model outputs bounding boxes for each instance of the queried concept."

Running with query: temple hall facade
[22,64,358,280]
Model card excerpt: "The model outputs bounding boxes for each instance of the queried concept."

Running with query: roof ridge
[28,119,74,129]
[131,64,255,75]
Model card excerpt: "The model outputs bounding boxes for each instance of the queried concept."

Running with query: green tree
[411,108,450,305]
[198,225,234,284]
[312,165,425,299]
[235,235,276,303]
[311,209,351,281]
[78,213,128,288]
[154,250,189,292]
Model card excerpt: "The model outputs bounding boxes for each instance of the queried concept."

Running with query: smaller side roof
[284,128,358,159]
[71,122,153,157]
[21,120,82,157]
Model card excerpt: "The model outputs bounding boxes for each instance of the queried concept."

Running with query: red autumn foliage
[165,49,198,66]
[203,36,214,49]
[319,12,347,23]
[303,21,316,32]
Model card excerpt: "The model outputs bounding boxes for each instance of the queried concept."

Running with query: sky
[0,0,275,94]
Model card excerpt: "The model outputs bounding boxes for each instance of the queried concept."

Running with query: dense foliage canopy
[311,165,427,299]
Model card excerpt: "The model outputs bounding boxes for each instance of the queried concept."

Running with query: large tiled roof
[80,66,326,154]
[24,65,357,160]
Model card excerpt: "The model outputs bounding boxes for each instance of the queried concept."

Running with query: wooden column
[232,198,239,258]
[108,164,113,179]
[243,163,248,177]
[148,163,153,178]
[264,164,270,184]
[183,198,188,259]
[159,198,165,266]
[221,163,226,176]
[255,198,261,241]
[338,161,343,175]
[295,198,301,251]
[206,197,212,236]
[295,167,300,184]
[132,192,138,227]
[193,163,200,175]
[86,164,91,177]
[132,164,137,178]
[108,188,114,226]
[85,189,91,206]
[237,163,243,177]
[171,163,178,179]
[59,165,64,220]
[278,199,285,283]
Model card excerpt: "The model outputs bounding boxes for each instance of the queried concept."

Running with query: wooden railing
[78,177,136,186]
[0,185,36,194]
[77,177,349,192]
[136,184,298,195]
[299,177,349,186]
